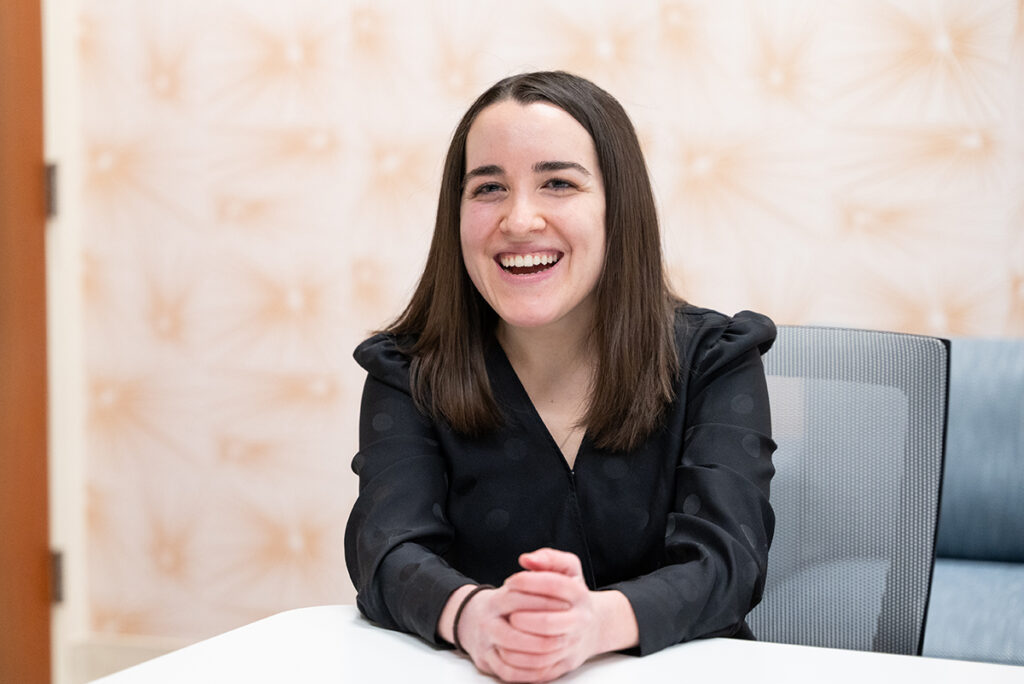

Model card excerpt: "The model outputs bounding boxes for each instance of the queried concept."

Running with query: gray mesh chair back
[746,325,949,654]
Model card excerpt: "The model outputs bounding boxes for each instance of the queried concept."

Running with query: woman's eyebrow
[462,161,590,188]
[463,164,504,186]
[533,160,590,175]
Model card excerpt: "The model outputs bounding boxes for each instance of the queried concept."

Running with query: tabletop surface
[93,605,1024,684]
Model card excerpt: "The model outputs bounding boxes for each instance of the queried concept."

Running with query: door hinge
[45,162,58,219]
[51,549,64,604]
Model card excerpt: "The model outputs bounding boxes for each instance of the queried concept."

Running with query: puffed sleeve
[344,334,473,644]
[607,310,777,655]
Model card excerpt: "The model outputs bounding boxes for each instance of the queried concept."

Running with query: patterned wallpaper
[75,0,1023,643]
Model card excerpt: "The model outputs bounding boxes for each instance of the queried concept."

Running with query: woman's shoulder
[353,332,416,392]
[673,303,777,363]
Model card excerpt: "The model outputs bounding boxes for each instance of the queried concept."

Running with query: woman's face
[459,100,606,335]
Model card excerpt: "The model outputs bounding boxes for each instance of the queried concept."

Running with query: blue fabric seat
[922,338,1024,666]
[924,559,1024,664]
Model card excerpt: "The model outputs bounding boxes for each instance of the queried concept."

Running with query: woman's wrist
[592,589,640,654]
[437,584,477,645]
[452,584,496,652]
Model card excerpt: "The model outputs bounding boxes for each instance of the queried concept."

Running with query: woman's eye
[544,178,575,190]
[470,182,504,197]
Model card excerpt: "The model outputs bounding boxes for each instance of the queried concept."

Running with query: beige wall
[49,0,1024,675]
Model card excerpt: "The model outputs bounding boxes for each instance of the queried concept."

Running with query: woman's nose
[499,195,545,235]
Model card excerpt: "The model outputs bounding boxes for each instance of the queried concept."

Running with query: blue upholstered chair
[922,338,1024,666]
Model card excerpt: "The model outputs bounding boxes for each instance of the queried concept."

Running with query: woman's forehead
[464,100,598,169]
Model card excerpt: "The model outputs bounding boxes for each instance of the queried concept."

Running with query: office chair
[746,325,949,655]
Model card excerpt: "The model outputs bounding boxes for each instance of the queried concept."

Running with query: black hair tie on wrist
[453,584,495,653]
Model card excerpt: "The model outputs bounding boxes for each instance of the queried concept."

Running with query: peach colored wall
[73,0,1023,643]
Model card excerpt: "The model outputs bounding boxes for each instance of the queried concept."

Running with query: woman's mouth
[497,252,561,276]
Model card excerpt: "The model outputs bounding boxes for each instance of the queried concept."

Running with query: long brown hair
[388,71,681,452]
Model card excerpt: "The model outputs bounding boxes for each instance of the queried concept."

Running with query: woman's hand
[444,582,571,683]
[497,548,639,681]
[439,549,639,682]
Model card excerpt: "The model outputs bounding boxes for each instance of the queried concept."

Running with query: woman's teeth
[499,253,560,270]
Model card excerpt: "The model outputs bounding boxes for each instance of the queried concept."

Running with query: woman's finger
[504,570,587,602]
[491,618,566,654]
[518,548,583,577]
[507,608,578,637]
[495,645,566,671]
[488,587,571,614]
[483,649,558,684]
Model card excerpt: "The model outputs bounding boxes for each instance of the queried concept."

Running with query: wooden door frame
[0,0,51,682]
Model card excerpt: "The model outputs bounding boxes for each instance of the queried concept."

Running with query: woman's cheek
[461,204,494,235]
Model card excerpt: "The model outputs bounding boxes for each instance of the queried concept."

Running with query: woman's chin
[495,306,595,336]
[492,296,597,336]
[495,309,562,331]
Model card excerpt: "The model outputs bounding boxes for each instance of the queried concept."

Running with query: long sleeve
[344,336,472,644]
[606,310,777,654]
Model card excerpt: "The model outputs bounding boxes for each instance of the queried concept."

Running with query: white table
[93,605,1024,683]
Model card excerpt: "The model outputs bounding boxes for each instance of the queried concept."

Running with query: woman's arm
[606,311,777,654]
[344,367,474,643]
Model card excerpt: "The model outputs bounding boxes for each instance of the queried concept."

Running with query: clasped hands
[450,548,638,683]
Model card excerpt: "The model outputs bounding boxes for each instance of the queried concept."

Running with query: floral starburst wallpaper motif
[75,0,1023,643]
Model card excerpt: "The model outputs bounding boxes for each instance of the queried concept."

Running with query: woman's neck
[496,315,596,381]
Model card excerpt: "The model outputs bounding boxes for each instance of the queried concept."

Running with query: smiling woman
[460,100,606,338]
[345,71,777,683]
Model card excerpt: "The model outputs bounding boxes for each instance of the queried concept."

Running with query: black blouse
[344,305,777,655]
